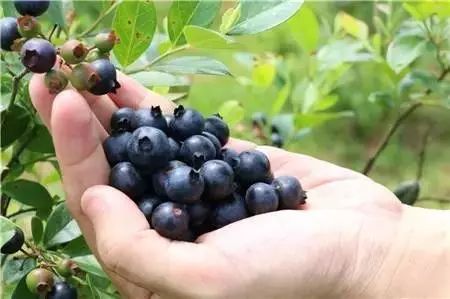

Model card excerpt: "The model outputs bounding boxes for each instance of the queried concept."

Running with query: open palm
[30,73,404,299]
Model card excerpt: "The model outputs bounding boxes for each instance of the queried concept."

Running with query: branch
[8,68,30,110]
[416,125,432,181]
[7,208,37,218]
[77,1,120,38]
[48,24,58,42]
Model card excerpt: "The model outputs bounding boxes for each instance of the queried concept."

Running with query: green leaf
[62,236,91,257]
[72,255,108,278]
[168,0,221,46]
[312,95,339,112]
[47,0,66,28]
[288,5,319,52]
[1,105,31,149]
[402,3,423,20]
[27,125,54,154]
[252,62,276,87]
[368,91,394,107]
[1,1,16,17]
[3,258,36,284]
[2,180,53,218]
[227,0,304,35]
[271,82,291,115]
[44,202,81,247]
[386,35,427,74]
[112,1,157,67]
[334,11,368,40]
[1,216,18,249]
[220,3,241,34]
[317,38,373,70]
[302,82,319,113]
[184,25,236,49]
[152,56,231,76]
[130,71,189,87]
[295,111,354,128]
[12,273,39,299]
[218,100,245,126]
[394,180,420,205]
[31,216,43,244]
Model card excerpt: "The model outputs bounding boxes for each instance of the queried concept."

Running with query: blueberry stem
[77,1,121,38]
[7,208,37,218]
[48,24,58,42]
[8,68,29,110]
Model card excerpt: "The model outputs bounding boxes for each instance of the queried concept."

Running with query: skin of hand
[29,73,450,299]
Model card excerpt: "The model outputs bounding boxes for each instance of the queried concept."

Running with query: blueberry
[88,59,120,95]
[187,201,211,226]
[94,31,118,52]
[179,135,216,167]
[1,17,21,51]
[134,106,168,132]
[204,114,229,146]
[212,193,248,228]
[103,132,131,166]
[168,137,180,160]
[221,148,239,168]
[165,165,204,204]
[272,176,306,209]
[152,160,186,196]
[200,160,235,201]
[234,150,272,187]
[201,131,221,158]
[127,126,170,172]
[178,228,197,242]
[1,227,24,254]
[56,259,76,278]
[69,62,96,91]
[110,107,136,133]
[14,0,50,17]
[47,281,77,299]
[169,105,204,140]
[44,69,68,94]
[109,162,146,199]
[151,202,189,240]
[60,40,88,64]
[245,182,279,215]
[17,15,40,38]
[20,38,56,73]
[26,268,54,295]
[252,112,267,127]
[137,194,162,224]
[271,132,283,148]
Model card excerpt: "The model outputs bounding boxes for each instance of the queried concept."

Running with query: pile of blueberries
[105,105,307,241]
[1,0,119,96]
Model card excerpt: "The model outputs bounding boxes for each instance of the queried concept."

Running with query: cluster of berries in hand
[105,105,307,241]
[1,0,120,95]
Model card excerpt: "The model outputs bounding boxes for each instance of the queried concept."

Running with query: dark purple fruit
[110,107,136,133]
[245,182,279,215]
[234,150,272,187]
[187,201,211,226]
[221,148,239,168]
[152,160,186,196]
[109,162,146,199]
[169,105,204,140]
[137,194,162,224]
[272,176,306,209]
[201,131,221,158]
[17,15,40,38]
[151,202,189,240]
[164,165,204,204]
[20,38,56,73]
[1,17,21,51]
[14,0,50,17]
[134,106,168,132]
[212,193,248,228]
[94,30,118,52]
[200,160,234,201]
[204,114,229,146]
[60,40,88,64]
[103,132,131,166]
[179,135,216,167]
[88,58,120,95]
[1,227,24,254]
[44,69,68,94]
[25,268,54,295]
[47,281,77,299]
[168,137,180,160]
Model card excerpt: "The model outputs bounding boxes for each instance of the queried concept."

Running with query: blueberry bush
[1,0,450,298]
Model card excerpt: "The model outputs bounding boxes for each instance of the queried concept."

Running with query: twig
[7,208,37,218]
[8,68,30,110]
[20,248,37,258]
[77,1,120,38]
[416,125,432,181]
[48,24,58,42]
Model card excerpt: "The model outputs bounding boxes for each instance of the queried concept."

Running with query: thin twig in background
[416,125,433,181]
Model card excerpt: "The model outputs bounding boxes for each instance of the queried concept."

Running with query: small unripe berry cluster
[25,265,77,299]
[105,105,307,241]
[0,0,120,95]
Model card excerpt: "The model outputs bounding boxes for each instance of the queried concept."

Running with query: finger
[82,185,224,296]
[80,91,118,132]
[29,74,58,128]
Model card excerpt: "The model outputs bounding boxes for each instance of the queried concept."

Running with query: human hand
[30,73,450,299]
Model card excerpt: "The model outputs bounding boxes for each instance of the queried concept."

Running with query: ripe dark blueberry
[179,135,216,166]
[47,281,77,299]
[272,176,306,209]
[1,227,24,254]
[109,162,146,199]
[187,201,211,226]
[94,30,118,52]
[60,40,88,64]
[20,38,56,73]
[88,59,120,95]
[168,137,180,160]
[110,107,136,133]
[103,132,131,166]
[245,182,279,215]
[151,202,189,240]
[234,150,272,187]
[14,0,50,17]
[169,105,205,140]
[152,160,186,196]
[212,193,248,228]
[204,114,229,146]
[200,160,234,201]
[25,268,54,295]
[137,194,162,224]
[221,148,239,168]
[44,69,68,94]
[201,131,221,158]
[252,112,267,127]
[271,133,283,148]
[1,17,21,51]
[134,106,168,132]
[178,228,196,242]
[127,126,170,172]
[165,165,204,204]
[17,15,40,38]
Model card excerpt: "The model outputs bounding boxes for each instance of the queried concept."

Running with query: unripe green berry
[44,69,68,94]
[17,15,41,38]
[69,63,99,91]
[25,268,54,295]
[60,40,88,64]
[56,259,77,277]
[94,31,119,52]
[86,48,110,62]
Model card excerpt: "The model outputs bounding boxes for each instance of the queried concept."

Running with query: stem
[8,68,29,110]
[77,1,120,38]
[48,24,58,42]
[416,125,432,181]
[20,248,37,258]
[7,208,37,218]
[125,45,190,74]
